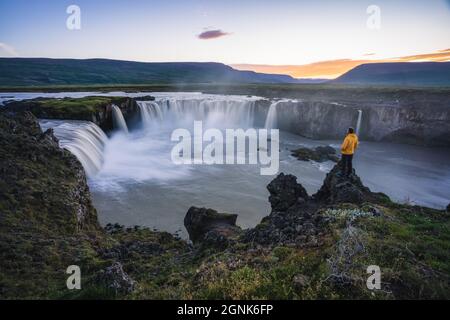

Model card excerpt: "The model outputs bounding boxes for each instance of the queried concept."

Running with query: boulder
[267,173,309,211]
[184,207,242,246]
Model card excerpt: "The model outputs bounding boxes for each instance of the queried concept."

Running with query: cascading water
[112,105,129,133]
[264,101,278,129]
[137,101,164,127]
[356,109,362,136]
[39,120,108,177]
[138,98,256,129]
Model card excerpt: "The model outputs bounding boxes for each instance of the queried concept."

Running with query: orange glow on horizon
[231,48,450,79]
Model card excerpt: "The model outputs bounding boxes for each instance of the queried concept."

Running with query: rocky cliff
[0,111,99,232]
[261,99,450,146]
[2,96,154,133]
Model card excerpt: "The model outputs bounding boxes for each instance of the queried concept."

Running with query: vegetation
[0,58,296,87]
[3,96,129,120]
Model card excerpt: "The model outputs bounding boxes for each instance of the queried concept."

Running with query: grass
[26,96,129,120]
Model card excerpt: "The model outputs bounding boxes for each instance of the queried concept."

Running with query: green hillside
[0,58,298,86]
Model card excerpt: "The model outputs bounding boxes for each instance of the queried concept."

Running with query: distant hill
[333,62,450,86]
[0,58,301,87]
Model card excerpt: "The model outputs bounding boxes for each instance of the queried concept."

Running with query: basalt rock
[184,207,242,247]
[313,163,372,205]
[244,164,386,246]
[268,99,450,147]
[244,173,328,246]
[267,173,309,211]
[291,145,339,163]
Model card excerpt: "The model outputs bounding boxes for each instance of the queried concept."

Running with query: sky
[1,0,450,78]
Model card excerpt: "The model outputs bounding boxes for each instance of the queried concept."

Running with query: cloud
[0,42,18,57]
[393,48,450,62]
[231,48,450,79]
[197,29,231,40]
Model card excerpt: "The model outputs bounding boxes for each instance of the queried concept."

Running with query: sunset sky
[1,0,449,78]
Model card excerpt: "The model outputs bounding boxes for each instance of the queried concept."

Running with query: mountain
[332,62,450,86]
[0,58,300,86]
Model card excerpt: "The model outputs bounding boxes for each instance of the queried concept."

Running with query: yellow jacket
[341,133,359,155]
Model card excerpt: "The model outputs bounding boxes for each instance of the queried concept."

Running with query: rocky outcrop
[267,173,309,211]
[0,110,104,298]
[313,164,371,205]
[0,110,99,232]
[312,163,389,205]
[244,174,327,246]
[244,163,389,246]
[184,207,242,247]
[291,145,339,163]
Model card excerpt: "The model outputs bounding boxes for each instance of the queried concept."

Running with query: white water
[112,105,129,133]
[356,109,362,136]
[60,95,261,191]
[137,101,164,126]
[264,101,278,129]
[137,97,257,130]
[39,119,108,177]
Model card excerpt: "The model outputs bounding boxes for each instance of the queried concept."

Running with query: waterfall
[39,120,109,177]
[137,98,256,129]
[112,105,129,133]
[264,101,278,129]
[137,101,164,127]
[356,109,362,136]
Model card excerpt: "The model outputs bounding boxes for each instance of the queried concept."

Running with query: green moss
[33,96,127,120]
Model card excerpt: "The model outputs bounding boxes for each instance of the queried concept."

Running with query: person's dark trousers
[341,154,353,176]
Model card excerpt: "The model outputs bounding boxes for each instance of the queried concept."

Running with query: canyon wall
[258,100,450,147]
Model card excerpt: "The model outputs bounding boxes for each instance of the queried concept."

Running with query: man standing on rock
[340,127,359,176]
